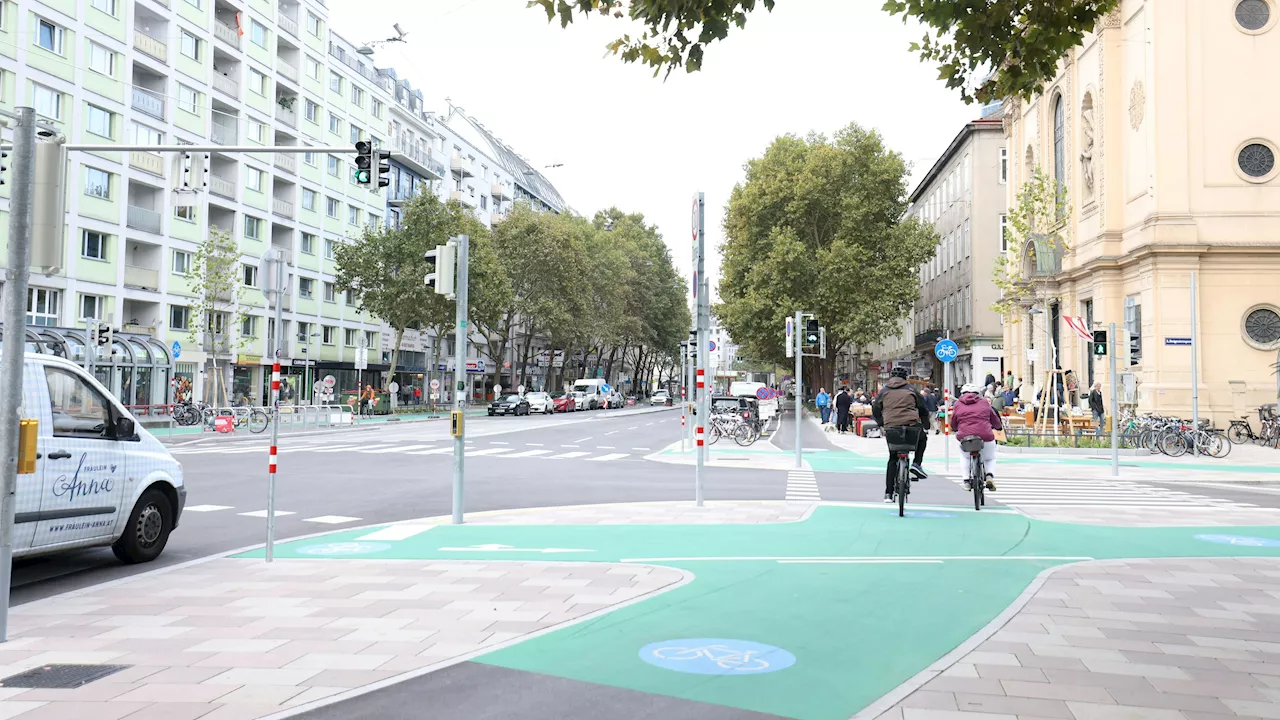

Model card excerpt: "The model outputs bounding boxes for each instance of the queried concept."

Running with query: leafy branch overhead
[529,0,1120,103]
[990,166,1071,320]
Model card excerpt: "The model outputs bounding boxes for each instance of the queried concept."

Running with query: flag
[1063,316,1093,341]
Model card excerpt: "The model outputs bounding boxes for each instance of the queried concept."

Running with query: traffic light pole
[0,107,37,642]
[452,235,470,525]
[794,310,803,470]
[1110,321,1119,477]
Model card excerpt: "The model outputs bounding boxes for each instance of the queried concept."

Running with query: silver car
[526,392,555,414]
[570,391,590,411]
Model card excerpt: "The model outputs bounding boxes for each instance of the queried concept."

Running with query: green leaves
[989,166,1072,320]
[533,0,1120,103]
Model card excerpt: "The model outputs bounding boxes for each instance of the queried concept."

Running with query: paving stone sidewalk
[876,557,1280,720]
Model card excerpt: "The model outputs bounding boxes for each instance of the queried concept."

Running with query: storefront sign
[237,355,262,365]
[380,327,427,353]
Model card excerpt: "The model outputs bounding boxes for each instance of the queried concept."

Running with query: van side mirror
[114,416,136,439]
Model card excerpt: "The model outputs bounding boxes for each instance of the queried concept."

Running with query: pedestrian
[834,387,853,433]
[872,367,930,503]
[991,383,1006,413]
[853,388,871,405]
[414,386,422,405]
[360,384,374,416]
[816,387,832,424]
[1089,382,1105,437]
[922,385,939,435]
[1005,370,1015,391]
[953,384,1001,491]
[984,371,996,392]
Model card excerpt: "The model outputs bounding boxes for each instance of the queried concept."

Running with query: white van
[15,353,186,564]
[729,381,779,423]
[570,378,608,410]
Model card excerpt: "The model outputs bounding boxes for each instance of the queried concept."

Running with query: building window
[327,155,341,177]
[306,55,321,79]
[245,166,263,191]
[301,233,315,254]
[249,69,267,96]
[242,263,258,287]
[241,316,257,337]
[84,167,111,199]
[305,100,319,123]
[249,120,265,143]
[1236,0,1271,31]
[178,85,198,113]
[81,230,108,260]
[328,113,341,135]
[323,282,335,302]
[1239,142,1276,178]
[1244,306,1280,348]
[364,331,375,348]
[169,304,190,331]
[301,188,317,211]
[244,215,261,239]
[172,249,191,274]
[322,325,336,344]
[999,214,1009,252]
[963,219,970,258]
[999,147,1008,184]
[79,294,103,322]
[347,206,360,225]
[33,84,61,120]
[88,42,115,76]
[1053,93,1066,193]
[180,31,200,61]
[1124,295,1142,366]
[36,19,63,54]
[349,124,361,144]
[90,0,116,15]
[175,205,196,222]
[131,121,163,146]
[326,198,339,218]
[345,288,356,305]
[351,86,363,106]
[479,195,488,210]
[27,288,60,326]
[329,72,342,93]
[307,12,321,36]
[303,151,316,166]
[372,99,383,118]
[343,328,357,347]
[250,20,267,48]
[299,278,314,298]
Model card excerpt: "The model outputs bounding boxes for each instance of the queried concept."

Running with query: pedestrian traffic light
[804,318,820,346]
[1092,329,1108,356]
[354,141,372,185]
[424,242,456,297]
[374,150,391,190]
[92,322,113,349]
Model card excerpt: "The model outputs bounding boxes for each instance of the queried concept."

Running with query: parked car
[570,379,607,409]
[551,392,576,413]
[650,391,670,406]
[570,391,591,411]
[488,394,531,416]
[526,392,555,414]
[603,390,625,408]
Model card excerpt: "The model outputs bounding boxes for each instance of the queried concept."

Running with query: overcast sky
[329,0,980,297]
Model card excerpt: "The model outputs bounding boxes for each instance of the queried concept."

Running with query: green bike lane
[240,505,1280,720]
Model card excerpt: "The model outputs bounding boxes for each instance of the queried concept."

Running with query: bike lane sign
[1194,534,1280,548]
[639,638,796,675]
[934,339,959,363]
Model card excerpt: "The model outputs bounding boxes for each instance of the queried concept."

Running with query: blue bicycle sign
[639,638,796,675]
[934,339,959,363]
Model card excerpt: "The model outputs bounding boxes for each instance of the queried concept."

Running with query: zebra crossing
[940,474,1260,510]
[183,505,363,525]
[169,440,641,463]
[786,470,821,501]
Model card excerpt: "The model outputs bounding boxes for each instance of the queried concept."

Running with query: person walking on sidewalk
[872,368,930,503]
[922,385,940,435]
[816,387,831,424]
[1089,382,1106,438]
[834,387,853,433]
[953,384,1001,492]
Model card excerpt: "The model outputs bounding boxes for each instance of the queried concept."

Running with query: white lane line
[604,431,619,435]
[465,448,513,457]
[561,445,580,448]
[573,437,593,443]
[407,447,455,455]
[491,441,509,445]
[238,510,296,518]
[361,445,433,453]
[504,449,552,458]
[597,446,616,449]
[357,524,436,541]
[312,445,362,453]
[549,451,590,459]
[622,555,1094,563]
[526,443,544,447]
[303,515,362,525]
[632,447,651,451]
[779,559,942,565]
[184,505,234,513]
[588,453,630,462]
[627,426,638,430]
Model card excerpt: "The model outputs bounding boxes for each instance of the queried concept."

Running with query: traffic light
[93,322,113,349]
[424,242,456,297]
[374,150,391,190]
[354,141,372,185]
[804,318,820,346]
[1092,329,1108,356]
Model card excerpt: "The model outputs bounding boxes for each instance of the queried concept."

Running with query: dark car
[488,394,531,416]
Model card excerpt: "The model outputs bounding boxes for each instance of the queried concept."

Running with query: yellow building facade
[1002,0,1280,425]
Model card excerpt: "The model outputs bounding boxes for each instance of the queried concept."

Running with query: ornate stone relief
[1129,80,1145,131]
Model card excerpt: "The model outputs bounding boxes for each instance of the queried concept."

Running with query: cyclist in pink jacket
[952,383,1001,491]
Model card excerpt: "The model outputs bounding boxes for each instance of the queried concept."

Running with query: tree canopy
[530,0,1120,103]
[715,123,937,386]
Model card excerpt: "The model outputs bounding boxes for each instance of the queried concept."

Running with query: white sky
[329,0,981,297]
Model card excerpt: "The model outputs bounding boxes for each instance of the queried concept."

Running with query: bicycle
[959,435,986,511]
[651,644,770,672]
[219,406,272,434]
[884,425,922,518]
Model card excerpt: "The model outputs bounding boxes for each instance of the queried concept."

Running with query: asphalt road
[13,405,792,604]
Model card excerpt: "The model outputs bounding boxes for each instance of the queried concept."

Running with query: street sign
[756,387,771,400]
[517,384,525,394]
[323,375,336,388]
[357,334,369,349]
[785,317,794,359]
[388,381,399,394]
[709,341,717,352]
[430,378,441,390]
[601,383,612,393]
[259,248,283,303]
[934,339,959,363]
[354,347,368,370]
[171,341,181,359]
[1165,337,1192,346]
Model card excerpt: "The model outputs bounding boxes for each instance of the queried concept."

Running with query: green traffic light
[355,170,370,183]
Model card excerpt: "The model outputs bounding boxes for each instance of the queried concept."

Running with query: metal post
[679,342,687,452]
[1110,321,1119,476]
[0,108,37,641]
[1190,272,1200,449]
[693,193,707,506]
[265,250,284,562]
[452,234,469,524]
[794,310,804,470]
[943,329,951,472]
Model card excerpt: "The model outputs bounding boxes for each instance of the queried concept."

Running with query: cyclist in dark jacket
[872,368,931,502]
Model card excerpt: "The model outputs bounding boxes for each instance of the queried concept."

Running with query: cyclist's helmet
[961,383,981,395]
[890,367,910,379]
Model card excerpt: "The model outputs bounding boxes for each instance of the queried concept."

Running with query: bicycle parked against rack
[172,401,214,427]
[706,408,759,447]
[1227,406,1280,447]
[215,406,271,434]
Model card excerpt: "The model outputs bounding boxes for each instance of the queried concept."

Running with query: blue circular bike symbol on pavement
[886,511,954,519]
[639,638,795,675]
[1194,534,1280,548]
[297,542,392,556]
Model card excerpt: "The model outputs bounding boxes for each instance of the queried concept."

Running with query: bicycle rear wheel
[249,410,269,434]
[707,424,722,445]
[732,424,757,446]
[1159,431,1187,457]
[1228,424,1250,445]
[897,458,908,517]
[972,457,984,511]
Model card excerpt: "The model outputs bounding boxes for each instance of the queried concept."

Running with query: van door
[13,361,46,554]
[32,364,127,549]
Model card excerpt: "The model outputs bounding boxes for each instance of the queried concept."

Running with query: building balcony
[209,174,236,199]
[131,87,165,121]
[272,197,295,218]
[1025,237,1065,278]
[123,323,157,336]
[124,265,161,291]
[277,59,298,84]
[271,244,294,266]
[133,30,167,64]
[491,183,511,201]
[491,210,508,224]
[450,155,474,179]
[212,73,239,99]
[214,22,240,49]
[450,190,477,208]
[129,151,164,177]
[274,152,297,174]
[126,205,163,234]
[211,123,237,145]
[275,104,296,128]
[392,142,444,181]
[277,12,299,37]
[913,328,945,348]
[387,187,413,205]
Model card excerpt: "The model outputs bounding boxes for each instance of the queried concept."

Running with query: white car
[650,391,670,406]
[526,392,555,414]
[570,391,591,411]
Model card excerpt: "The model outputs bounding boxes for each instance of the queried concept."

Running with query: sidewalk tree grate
[0,664,131,689]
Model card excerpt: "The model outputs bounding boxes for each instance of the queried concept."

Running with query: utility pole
[1109,321,1120,476]
[264,248,285,561]
[692,193,707,506]
[1190,272,1200,451]
[0,108,36,641]
[794,310,803,470]
[452,235,470,524]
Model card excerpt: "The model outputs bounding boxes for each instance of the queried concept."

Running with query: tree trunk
[604,345,619,383]
[387,327,404,388]
[518,328,535,390]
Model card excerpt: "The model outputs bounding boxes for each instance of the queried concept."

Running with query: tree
[715,123,937,390]
[990,166,1070,321]
[531,0,1119,103]
[184,227,247,406]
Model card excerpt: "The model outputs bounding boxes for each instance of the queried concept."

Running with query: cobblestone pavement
[874,557,1280,720]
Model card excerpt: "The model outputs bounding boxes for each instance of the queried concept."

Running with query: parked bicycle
[172,401,214,427]
[1227,406,1280,447]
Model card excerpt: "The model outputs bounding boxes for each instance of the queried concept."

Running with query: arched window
[1053,94,1066,189]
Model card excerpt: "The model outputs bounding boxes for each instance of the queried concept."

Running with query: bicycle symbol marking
[1194,534,1280,548]
[297,542,392,556]
[639,638,796,675]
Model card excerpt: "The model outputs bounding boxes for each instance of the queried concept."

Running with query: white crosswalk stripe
[357,524,436,541]
[786,470,821,501]
[238,510,296,518]
[947,476,1260,509]
[302,515,362,524]
[184,504,233,512]
[588,453,630,462]
[503,449,552,458]
[172,443,639,462]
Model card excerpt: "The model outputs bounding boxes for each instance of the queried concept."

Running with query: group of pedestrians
[815,386,871,434]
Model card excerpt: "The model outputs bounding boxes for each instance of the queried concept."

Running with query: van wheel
[112,489,172,564]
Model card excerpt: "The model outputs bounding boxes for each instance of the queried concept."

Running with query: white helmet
[961,383,981,395]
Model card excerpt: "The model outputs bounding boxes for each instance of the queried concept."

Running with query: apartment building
[0,0,567,406]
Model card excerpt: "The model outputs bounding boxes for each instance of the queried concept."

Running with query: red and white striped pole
[269,362,280,475]
[265,359,281,562]
[695,368,706,447]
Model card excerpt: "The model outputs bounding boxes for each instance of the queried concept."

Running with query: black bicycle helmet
[890,367,910,379]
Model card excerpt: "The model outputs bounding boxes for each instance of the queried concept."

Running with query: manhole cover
[0,664,130,689]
